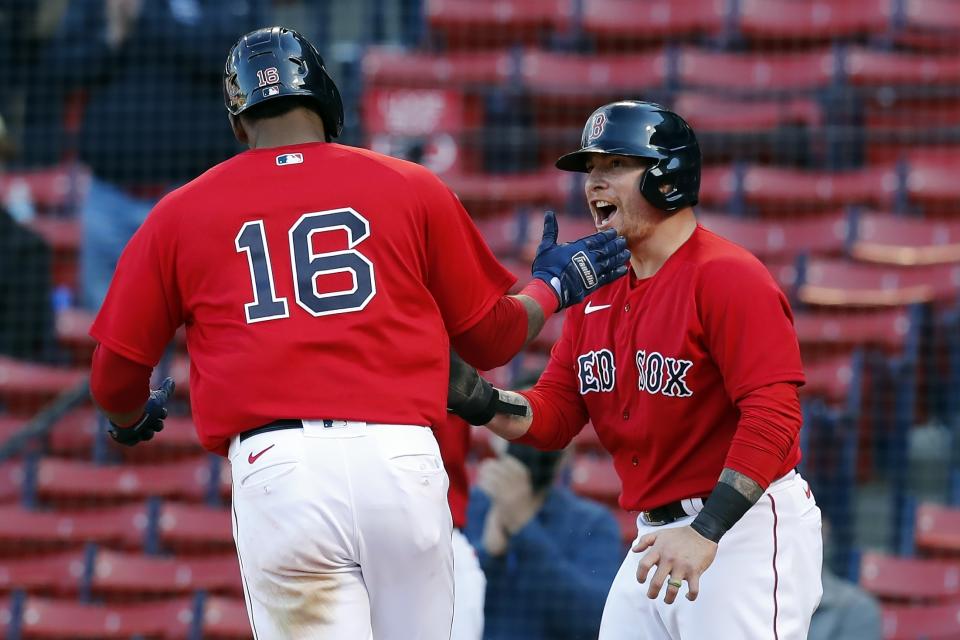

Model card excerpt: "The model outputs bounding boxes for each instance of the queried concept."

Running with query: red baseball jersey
[91,142,516,455]
[520,225,805,511]
[432,414,471,529]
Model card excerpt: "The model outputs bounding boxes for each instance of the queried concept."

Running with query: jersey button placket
[631,455,639,466]
[624,303,631,312]
[622,410,629,420]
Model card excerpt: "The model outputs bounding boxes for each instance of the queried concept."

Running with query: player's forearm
[90,344,152,425]
[690,468,764,544]
[515,294,547,344]
[484,390,534,440]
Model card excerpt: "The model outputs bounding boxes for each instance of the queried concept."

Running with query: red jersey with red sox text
[519,225,805,511]
[91,142,515,455]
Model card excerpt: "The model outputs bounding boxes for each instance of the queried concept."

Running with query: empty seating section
[2,1,960,638]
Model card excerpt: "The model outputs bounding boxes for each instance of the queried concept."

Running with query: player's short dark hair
[239,96,327,124]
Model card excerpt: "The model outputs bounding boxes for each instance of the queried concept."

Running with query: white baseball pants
[599,471,823,640]
[229,420,454,639]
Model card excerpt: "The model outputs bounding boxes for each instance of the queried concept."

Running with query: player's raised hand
[633,525,718,604]
[108,377,175,447]
[531,211,629,311]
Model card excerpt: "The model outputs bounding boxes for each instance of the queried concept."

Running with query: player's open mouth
[592,200,618,227]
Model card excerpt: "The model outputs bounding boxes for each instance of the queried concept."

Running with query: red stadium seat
[201,596,254,639]
[845,47,960,86]
[157,502,234,552]
[425,0,574,48]
[697,210,848,261]
[572,422,605,454]
[798,257,960,307]
[443,170,572,214]
[851,212,960,266]
[0,503,147,553]
[881,601,960,640]
[580,0,724,45]
[906,155,960,211]
[0,462,23,504]
[90,549,242,597]
[801,353,856,403]
[27,217,80,289]
[519,50,668,99]
[611,508,638,545]
[34,456,225,505]
[676,47,837,92]
[860,551,960,602]
[915,503,960,556]
[570,454,620,506]
[894,0,960,51]
[10,595,191,639]
[0,550,84,594]
[362,47,513,89]
[697,166,738,208]
[473,210,526,257]
[0,357,87,416]
[0,164,89,214]
[737,0,891,42]
[673,93,822,133]
[741,165,898,211]
[794,307,913,353]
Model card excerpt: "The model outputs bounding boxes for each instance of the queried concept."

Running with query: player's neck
[628,209,697,279]
[246,113,328,150]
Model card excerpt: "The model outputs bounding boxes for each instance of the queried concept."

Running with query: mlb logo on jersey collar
[276,153,304,166]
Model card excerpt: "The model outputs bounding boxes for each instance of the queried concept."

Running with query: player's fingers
[663,573,684,605]
[540,211,558,246]
[646,562,671,600]
[686,573,701,602]
[158,377,175,401]
[635,548,659,584]
[632,533,656,553]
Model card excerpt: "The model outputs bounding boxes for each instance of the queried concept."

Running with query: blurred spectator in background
[0,114,57,361]
[808,520,882,640]
[46,0,267,309]
[466,438,623,640]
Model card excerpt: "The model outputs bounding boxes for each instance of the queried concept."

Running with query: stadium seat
[580,0,725,45]
[473,210,526,257]
[797,257,960,306]
[905,155,960,211]
[0,503,147,553]
[518,50,668,100]
[914,503,960,556]
[697,210,848,262]
[793,307,914,354]
[362,47,513,89]
[570,454,620,506]
[89,548,242,597]
[32,456,226,505]
[676,47,837,93]
[6,594,191,639]
[156,502,234,553]
[881,601,960,640]
[571,422,605,455]
[851,211,960,266]
[0,461,23,504]
[736,0,890,43]
[894,0,960,51]
[0,550,84,594]
[425,0,574,48]
[844,47,960,87]
[0,164,89,215]
[443,170,572,214]
[0,358,87,416]
[672,93,822,133]
[860,551,960,602]
[801,353,858,404]
[697,166,738,208]
[741,165,898,212]
[200,596,254,639]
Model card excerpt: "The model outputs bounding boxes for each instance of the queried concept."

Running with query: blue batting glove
[108,377,175,447]
[531,211,630,310]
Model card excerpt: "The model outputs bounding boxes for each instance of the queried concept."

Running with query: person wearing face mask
[464,436,623,640]
[447,100,823,640]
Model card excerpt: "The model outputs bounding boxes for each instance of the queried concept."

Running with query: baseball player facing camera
[88,27,629,639]
[450,100,823,640]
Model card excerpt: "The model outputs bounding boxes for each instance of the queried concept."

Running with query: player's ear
[229,114,249,145]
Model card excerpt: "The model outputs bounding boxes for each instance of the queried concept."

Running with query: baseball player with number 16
[87,27,629,640]
[448,101,823,640]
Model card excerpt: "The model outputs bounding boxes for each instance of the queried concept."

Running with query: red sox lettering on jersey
[527,226,805,512]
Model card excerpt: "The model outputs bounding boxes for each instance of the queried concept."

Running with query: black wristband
[690,482,754,543]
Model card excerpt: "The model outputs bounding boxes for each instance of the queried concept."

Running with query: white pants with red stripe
[600,471,823,640]
[228,420,454,639]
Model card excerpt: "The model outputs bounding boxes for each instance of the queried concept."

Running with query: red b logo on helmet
[588,113,606,141]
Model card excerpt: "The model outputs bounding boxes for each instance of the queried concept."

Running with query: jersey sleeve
[419,173,517,336]
[517,312,590,450]
[89,202,184,366]
[696,257,805,402]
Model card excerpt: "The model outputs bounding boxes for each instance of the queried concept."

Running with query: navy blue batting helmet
[556,101,701,212]
[224,27,344,140]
